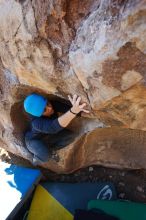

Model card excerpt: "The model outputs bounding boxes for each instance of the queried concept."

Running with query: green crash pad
[88,200,146,220]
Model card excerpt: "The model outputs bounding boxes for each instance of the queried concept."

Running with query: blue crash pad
[28,181,117,220]
[0,162,41,220]
[41,182,117,214]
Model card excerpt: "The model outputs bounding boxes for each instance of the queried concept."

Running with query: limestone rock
[0,0,146,173]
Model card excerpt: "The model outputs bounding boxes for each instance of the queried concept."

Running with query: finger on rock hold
[76,96,81,105]
[82,109,90,113]
[73,94,77,104]
[68,95,72,103]
[79,103,86,108]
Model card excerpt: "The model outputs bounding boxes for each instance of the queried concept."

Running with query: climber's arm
[58,94,89,128]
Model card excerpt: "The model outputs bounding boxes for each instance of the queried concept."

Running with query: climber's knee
[25,137,50,162]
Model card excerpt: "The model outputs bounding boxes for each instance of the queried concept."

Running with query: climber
[23,93,89,165]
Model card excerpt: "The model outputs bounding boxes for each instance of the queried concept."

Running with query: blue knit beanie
[24,93,47,117]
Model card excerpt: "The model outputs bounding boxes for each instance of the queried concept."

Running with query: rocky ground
[1,147,146,204]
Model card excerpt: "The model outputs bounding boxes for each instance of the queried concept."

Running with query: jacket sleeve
[32,117,63,134]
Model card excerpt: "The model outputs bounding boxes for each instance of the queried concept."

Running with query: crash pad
[0,162,41,220]
[88,200,146,220]
[28,182,116,220]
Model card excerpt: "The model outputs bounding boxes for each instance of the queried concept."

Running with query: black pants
[25,129,77,162]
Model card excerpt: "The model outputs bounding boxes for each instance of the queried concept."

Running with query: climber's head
[24,93,54,117]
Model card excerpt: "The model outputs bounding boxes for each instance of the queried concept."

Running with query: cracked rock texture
[1,0,146,173]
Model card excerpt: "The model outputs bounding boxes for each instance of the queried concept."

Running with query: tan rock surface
[42,127,146,173]
[0,0,146,173]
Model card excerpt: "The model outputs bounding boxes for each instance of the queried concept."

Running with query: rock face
[42,127,146,173]
[0,0,146,173]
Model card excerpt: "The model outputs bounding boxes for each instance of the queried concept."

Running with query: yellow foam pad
[27,184,73,220]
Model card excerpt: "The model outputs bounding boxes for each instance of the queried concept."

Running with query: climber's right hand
[68,94,90,114]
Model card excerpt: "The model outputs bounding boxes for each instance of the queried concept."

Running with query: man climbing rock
[23,93,89,165]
